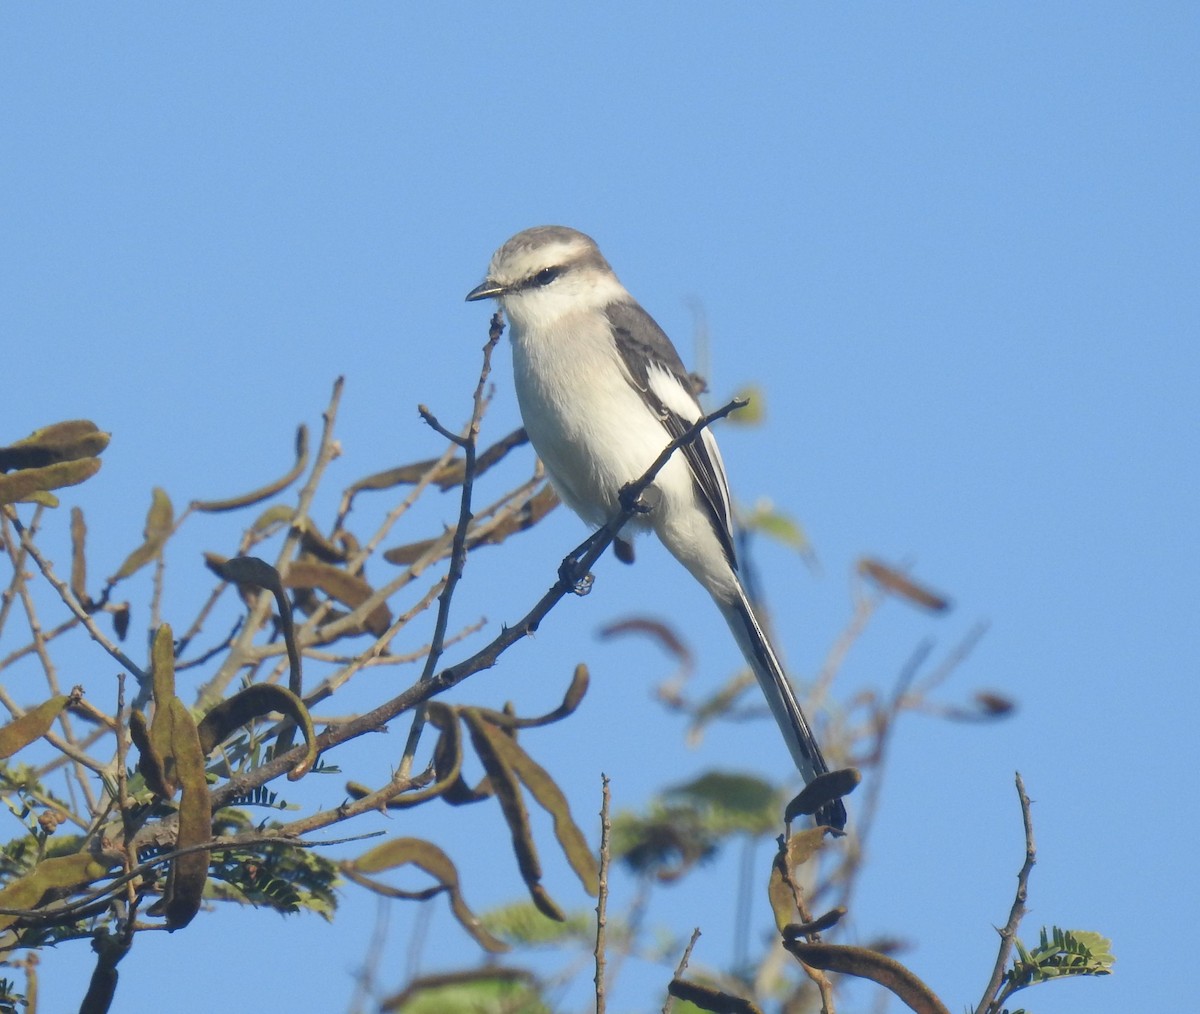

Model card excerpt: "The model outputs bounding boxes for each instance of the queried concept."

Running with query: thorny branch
[207,393,748,808]
[976,772,1036,1014]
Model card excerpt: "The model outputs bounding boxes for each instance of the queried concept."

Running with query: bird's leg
[558,531,604,594]
[557,485,661,595]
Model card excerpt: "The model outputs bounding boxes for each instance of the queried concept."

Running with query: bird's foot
[557,551,595,596]
[618,482,661,516]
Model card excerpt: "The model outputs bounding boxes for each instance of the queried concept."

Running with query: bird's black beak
[465,279,505,302]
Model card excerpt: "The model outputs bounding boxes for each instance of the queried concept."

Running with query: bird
[466,226,846,829]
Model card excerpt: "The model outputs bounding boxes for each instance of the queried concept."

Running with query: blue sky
[3,4,1197,1012]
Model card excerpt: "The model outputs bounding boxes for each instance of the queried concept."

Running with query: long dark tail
[720,586,847,829]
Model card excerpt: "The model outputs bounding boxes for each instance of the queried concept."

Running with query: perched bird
[467,226,845,828]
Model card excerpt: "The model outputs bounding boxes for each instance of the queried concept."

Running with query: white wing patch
[646,365,737,567]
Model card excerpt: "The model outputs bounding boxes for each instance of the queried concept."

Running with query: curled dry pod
[342,838,507,953]
[191,424,308,512]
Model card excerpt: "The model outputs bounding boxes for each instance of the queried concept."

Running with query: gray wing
[606,300,738,569]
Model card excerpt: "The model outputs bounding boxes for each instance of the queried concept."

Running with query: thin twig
[347,897,391,1014]
[595,773,612,1014]
[398,324,501,772]
[662,928,702,1014]
[975,772,1036,1014]
[114,673,138,908]
[4,506,148,683]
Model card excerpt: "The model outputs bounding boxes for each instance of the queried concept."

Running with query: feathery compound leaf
[1005,926,1115,990]
[479,901,596,947]
[665,771,782,836]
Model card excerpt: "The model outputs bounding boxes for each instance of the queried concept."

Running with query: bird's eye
[534,266,562,287]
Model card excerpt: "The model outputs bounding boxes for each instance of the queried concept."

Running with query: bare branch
[975,772,1036,1014]
[595,773,612,1014]
[4,505,147,685]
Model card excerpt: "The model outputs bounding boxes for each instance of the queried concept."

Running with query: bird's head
[466,225,626,332]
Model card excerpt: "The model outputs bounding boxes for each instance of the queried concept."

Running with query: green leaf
[1004,925,1115,993]
[480,902,596,947]
[665,771,783,836]
[610,804,717,882]
[723,385,765,426]
[740,499,815,565]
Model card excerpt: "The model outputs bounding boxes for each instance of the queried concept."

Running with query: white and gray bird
[467,226,845,829]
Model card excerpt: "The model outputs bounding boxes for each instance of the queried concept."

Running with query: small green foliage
[739,499,815,566]
[0,976,25,1012]
[725,384,765,426]
[610,803,718,881]
[612,770,784,882]
[1003,926,1114,997]
[205,813,340,920]
[480,901,596,948]
[222,785,290,809]
[380,967,548,1014]
[208,843,339,920]
[664,771,783,836]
